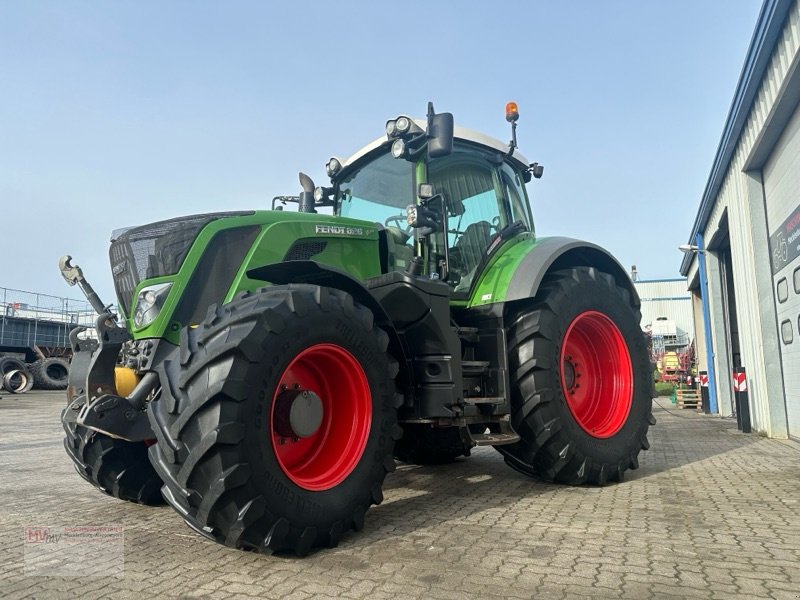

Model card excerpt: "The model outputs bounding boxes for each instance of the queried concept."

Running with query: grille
[109,212,252,315]
[283,240,327,261]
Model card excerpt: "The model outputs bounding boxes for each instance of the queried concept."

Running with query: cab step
[462,360,490,374]
[463,396,505,405]
[454,326,480,343]
[471,432,520,446]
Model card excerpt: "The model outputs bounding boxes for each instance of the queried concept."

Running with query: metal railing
[0,287,113,349]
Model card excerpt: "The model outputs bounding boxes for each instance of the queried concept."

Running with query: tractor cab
[320,103,542,295]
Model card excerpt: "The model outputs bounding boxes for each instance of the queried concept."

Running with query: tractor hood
[109,211,254,316]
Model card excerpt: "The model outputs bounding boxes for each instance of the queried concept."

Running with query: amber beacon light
[505,101,519,123]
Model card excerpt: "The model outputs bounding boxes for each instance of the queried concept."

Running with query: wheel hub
[562,357,578,392]
[273,388,324,439]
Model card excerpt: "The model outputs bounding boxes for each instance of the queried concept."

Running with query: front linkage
[59,257,165,505]
[60,256,156,443]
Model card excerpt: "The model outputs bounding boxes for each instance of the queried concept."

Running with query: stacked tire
[0,356,69,395]
[29,358,70,390]
[0,357,34,394]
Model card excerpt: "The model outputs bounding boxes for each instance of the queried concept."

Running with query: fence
[0,287,106,349]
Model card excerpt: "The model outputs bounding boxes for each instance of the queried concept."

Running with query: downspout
[695,231,719,414]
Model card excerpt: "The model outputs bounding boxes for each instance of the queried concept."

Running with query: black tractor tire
[62,405,165,504]
[0,356,26,378]
[497,267,654,485]
[30,358,70,390]
[3,367,34,393]
[394,424,472,465]
[147,285,402,556]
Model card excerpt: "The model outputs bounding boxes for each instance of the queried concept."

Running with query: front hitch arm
[58,255,114,318]
[65,313,158,441]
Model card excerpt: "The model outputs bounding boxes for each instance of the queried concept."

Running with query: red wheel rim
[271,343,371,491]
[560,311,633,438]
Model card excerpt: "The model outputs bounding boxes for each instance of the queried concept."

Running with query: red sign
[699,373,709,387]
[733,372,747,392]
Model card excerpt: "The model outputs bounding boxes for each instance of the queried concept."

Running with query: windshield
[336,153,414,225]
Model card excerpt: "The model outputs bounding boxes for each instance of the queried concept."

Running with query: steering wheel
[385,214,412,235]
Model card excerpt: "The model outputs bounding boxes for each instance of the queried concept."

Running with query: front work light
[406,204,418,227]
[133,282,173,329]
[391,139,407,159]
[395,116,411,133]
[326,157,342,178]
[386,115,422,139]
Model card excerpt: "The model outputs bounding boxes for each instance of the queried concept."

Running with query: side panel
[229,220,382,300]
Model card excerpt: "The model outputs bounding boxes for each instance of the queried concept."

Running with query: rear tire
[62,402,165,505]
[497,267,654,485]
[147,285,402,556]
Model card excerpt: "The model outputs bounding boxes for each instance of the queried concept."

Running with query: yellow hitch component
[114,367,140,397]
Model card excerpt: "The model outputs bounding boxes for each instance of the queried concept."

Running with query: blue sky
[0,1,763,303]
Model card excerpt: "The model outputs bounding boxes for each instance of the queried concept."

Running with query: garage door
[764,100,800,440]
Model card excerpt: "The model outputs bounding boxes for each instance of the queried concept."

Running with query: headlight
[385,120,397,137]
[133,282,172,329]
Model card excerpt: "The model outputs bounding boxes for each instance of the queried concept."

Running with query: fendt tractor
[59,103,653,556]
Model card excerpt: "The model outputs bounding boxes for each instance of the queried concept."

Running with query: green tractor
[59,102,653,556]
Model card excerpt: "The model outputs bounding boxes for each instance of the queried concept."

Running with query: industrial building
[680,0,799,439]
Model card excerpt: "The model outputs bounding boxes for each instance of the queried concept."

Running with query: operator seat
[454,221,493,277]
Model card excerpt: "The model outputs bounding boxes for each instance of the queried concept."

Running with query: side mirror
[428,112,453,158]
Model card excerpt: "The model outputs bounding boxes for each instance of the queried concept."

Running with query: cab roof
[334,119,530,179]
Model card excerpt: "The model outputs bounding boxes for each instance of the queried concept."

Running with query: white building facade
[681,0,800,439]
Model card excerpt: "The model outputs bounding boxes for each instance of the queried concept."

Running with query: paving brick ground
[1,391,798,599]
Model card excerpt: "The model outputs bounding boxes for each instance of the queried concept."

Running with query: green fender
[467,235,639,310]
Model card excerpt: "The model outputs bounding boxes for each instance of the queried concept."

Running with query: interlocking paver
[1,392,799,599]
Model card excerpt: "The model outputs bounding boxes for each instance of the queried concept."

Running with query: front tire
[497,267,654,485]
[62,405,165,505]
[147,285,402,556]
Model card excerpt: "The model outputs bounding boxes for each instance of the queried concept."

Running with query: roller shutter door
[763,101,800,439]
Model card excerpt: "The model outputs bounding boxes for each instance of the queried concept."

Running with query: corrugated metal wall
[699,0,800,435]
[634,280,695,342]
